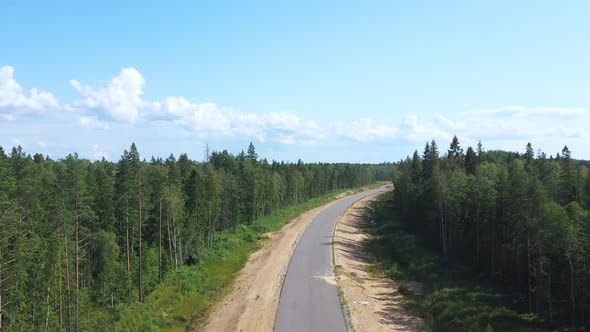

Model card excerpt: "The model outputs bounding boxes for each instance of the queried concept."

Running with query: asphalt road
[274,187,387,332]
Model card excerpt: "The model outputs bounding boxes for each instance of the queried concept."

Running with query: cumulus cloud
[390,107,590,156]
[70,67,146,123]
[67,68,322,144]
[0,66,59,114]
[154,97,322,143]
[334,118,399,142]
[396,114,455,143]
[157,97,264,140]
[4,64,586,157]
[79,115,110,130]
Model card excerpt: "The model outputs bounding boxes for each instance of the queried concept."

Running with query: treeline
[0,142,389,331]
[392,137,590,328]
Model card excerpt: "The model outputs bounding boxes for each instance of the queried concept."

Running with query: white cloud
[79,115,110,130]
[4,64,587,159]
[0,66,59,113]
[263,112,321,143]
[334,118,399,142]
[70,67,146,123]
[468,105,590,118]
[154,97,322,143]
[397,114,455,143]
[433,113,465,131]
[158,97,265,140]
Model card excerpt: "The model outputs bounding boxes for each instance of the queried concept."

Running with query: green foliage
[113,187,362,331]
[377,136,590,330]
[0,141,388,330]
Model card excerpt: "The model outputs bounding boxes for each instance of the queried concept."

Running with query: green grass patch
[337,287,356,332]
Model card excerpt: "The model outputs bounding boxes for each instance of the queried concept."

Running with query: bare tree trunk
[208,202,212,248]
[159,198,163,283]
[475,206,480,267]
[75,200,80,332]
[64,218,71,331]
[526,229,533,313]
[195,200,199,256]
[138,175,144,302]
[569,258,576,329]
[0,246,3,330]
[439,202,448,260]
[548,259,553,323]
[126,208,131,306]
[179,238,183,264]
[172,216,178,270]
[57,221,63,329]
[537,240,542,315]
[491,218,495,274]
[44,287,50,332]
[167,215,173,264]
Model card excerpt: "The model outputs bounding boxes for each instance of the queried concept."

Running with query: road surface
[274,187,386,332]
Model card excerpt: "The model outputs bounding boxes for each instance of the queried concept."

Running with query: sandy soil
[202,197,345,332]
[334,194,423,332]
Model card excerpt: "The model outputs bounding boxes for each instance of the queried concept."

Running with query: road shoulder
[203,194,352,332]
[334,194,423,332]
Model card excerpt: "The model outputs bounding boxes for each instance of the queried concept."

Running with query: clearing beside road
[334,194,423,332]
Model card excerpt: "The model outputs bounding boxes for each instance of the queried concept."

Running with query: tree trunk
[440,202,448,260]
[167,215,173,264]
[138,175,143,302]
[57,220,63,328]
[179,238,183,264]
[547,260,553,323]
[172,216,178,270]
[64,218,71,331]
[195,200,199,256]
[569,258,576,328]
[44,287,50,332]
[475,201,480,267]
[159,198,163,283]
[208,202,212,248]
[0,246,2,330]
[491,218,495,274]
[125,208,131,306]
[527,232,532,313]
[75,202,80,332]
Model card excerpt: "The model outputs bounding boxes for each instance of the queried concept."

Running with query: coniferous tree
[0,141,384,330]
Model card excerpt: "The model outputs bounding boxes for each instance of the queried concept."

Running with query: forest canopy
[391,136,590,328]
[0,142,391,331]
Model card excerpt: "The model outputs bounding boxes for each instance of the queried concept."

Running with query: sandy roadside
[334,194,423,332]
[201,191,356,332]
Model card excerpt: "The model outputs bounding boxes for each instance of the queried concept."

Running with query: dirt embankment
[202,198,343,332]
[334,194,423,332]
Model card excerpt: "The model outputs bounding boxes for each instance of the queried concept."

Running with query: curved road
[274,187,387,332]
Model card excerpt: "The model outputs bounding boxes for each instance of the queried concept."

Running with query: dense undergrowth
[363,192,546,332]
[111,186,375,331]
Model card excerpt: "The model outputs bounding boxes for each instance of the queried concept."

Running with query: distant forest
[0,142,391,331]
[392,137,590,328]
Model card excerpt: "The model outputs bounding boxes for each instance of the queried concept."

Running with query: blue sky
[1,1,590,162]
